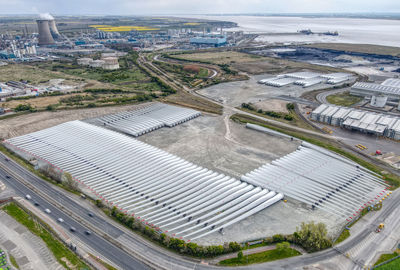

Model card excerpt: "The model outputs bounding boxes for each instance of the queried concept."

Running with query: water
[180,15,400,47]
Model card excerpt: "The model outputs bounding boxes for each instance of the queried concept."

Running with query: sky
[0,0,399,15]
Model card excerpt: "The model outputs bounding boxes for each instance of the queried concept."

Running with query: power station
[36,16,60,45]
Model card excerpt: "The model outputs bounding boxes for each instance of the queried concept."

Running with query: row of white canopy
[96,102,201,137]
[241,142,388,220]
[5,120,282,241]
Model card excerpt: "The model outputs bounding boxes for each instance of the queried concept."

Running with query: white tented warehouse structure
[351,81,400,99]
[241,142,388,221]
[258,72,352,88]
[95,103,201,137]
[310,104,400,139]
[4,121,283,241]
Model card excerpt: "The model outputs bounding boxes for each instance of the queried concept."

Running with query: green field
[376,257,400,270]
[3,203,88,270]
[219,248,301,266]
[334,229,350,245]
[326,91,364,107]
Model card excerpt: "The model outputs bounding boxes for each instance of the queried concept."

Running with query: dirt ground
[172,51,265,65]
[0,103,150,139]
[253,99,289,113]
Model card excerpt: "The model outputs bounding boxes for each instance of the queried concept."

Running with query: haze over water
[183,15,400,47]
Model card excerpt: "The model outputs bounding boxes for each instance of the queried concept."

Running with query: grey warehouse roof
[4,120,282,241]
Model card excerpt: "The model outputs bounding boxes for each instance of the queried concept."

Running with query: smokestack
[49,20,60,39]
[36,20,55,45]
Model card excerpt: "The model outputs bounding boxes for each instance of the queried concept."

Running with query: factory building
[350,78,400,109]
[311,104,400,140]
[259,72,352,88]
[190,35,227,47]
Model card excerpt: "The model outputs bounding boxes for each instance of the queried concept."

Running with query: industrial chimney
[49,20,60,39]
[37,20,55,45]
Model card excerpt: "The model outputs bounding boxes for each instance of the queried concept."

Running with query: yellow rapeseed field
[183,22,201,26]
[89,25,159,32]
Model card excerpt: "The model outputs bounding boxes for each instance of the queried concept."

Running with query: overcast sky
[0,0,399,15]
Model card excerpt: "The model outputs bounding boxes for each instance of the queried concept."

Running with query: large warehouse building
[311,104,400,140]
[351,78,400,109]
[258,72,353,88]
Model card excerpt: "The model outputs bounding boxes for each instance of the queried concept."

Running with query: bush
[286,103,295,110]
[14,103,35,112]
[294,222,332,252]
[272,234,285,243]
[237,250,243,260]
[46,104,56,111]
[257,109,263,114]
[241,103,255,111]
[284,114,294,121]
[276,242,290,252]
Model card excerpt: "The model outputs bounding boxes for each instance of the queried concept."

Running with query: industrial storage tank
[77,58,93,66]
[102,57,120,70]
[89,60,105,68]
[370,95,388,108]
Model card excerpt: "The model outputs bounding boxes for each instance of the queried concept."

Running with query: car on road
[44,208,51,214]
[57,218,64,223]
[85,230,91,235]
[34,201,40,206]
[5,175,10,179]
[70,227,76,232]
[25,194,32,200]
[4,158,9,161]
[88,212,94,217]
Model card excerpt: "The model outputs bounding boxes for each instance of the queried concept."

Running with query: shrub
[284,114,294,121]
[237,250,243,260]
[294,222,332,252]
[272,234,285,242]
[286,103,295,110]
[276,241,290,252]
[14,104,34,112]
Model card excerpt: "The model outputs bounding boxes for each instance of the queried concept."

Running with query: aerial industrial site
[0,3,399,270]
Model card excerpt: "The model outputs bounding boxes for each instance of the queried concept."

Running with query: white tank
[370,95,387,108]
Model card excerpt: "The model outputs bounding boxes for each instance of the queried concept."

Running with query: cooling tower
[49,20,60,39]
[36,20,55,45]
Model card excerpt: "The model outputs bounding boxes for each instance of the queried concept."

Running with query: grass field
[0,64,72,84]
[375,252,399,266]
[306,43,400,57]
[376,256,400,269]
[171,51,264,65]
[334,229,350,245]
[326,91,363,106]
[219,248,301,266]
[3,203,88,270]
